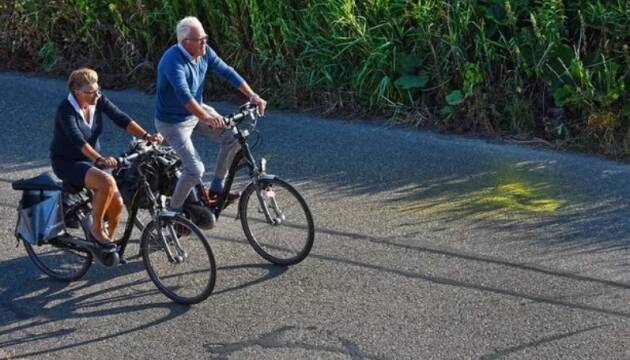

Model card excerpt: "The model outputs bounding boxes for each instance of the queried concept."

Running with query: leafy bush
[1,0,628,155]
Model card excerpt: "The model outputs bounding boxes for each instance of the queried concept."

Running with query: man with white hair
[155,16,267,214]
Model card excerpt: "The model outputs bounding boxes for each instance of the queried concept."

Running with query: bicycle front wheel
[141,215,216,304]
[240,178,315,265]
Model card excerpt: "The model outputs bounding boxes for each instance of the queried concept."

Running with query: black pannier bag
[113,147,180,209]
[114,164,149,208]
[16,189,65,245]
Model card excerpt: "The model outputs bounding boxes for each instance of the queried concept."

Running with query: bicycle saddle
[12,172,63,191]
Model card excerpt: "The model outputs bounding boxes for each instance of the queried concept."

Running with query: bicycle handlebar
[118,141,157,166]
[96,140,156,170]
[223,103,259,128]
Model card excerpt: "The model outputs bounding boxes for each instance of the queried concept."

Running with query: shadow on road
[0,250,286,358]
[204,325,387,360]
[0,255,185,357]
[210,226,630,322]
[315,226,630,318]
[385,162,630,254]
[479,324,605,360]
[280,150,630,257]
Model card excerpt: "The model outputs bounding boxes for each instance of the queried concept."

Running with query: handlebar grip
[125,153,140,162]
[116,153,139,168]
[156,156,172,167]
[221,104,259,128]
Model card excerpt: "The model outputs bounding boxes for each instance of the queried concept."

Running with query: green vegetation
[1,1,629,156]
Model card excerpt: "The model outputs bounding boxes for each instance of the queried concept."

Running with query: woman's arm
[80,142,103,163]
[57,106,88,151]
[126,121,163,143]
[80,142,117,169]
[97,94,162,143]
[97,94,133,129]
[126,121,148,139]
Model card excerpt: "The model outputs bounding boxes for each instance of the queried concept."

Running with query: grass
[1,0,629,156]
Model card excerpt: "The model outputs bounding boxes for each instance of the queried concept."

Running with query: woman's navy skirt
[51,157,93,189]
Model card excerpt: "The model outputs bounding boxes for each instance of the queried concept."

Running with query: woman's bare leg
[84,168,117,242]
[104,192,124,239]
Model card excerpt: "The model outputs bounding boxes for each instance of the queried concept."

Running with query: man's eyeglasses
[184,36,208,44]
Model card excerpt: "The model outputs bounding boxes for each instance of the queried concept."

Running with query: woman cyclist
[50,68,162,251]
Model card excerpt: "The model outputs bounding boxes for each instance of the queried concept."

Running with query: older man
[155,16,267,213]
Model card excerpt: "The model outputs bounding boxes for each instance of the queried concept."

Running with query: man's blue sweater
[155,44,245,123]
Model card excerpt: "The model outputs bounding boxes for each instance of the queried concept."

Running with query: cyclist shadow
[214,263,288,295]
[0,254,180,336]
[0,248,287,355]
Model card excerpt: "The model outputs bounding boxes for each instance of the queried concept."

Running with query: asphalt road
[1,72,630,359]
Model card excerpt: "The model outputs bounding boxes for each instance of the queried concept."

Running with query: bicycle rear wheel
[23,224,93,282]
[141,215,216,304]
[239,178,314,265]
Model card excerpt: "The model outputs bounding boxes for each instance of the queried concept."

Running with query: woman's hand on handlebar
[145,133,164,144]
[95,156,118,169]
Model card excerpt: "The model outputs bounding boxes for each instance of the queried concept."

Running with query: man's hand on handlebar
[201,104,225,129]
[204,114,225,129]
[249,93,267,116]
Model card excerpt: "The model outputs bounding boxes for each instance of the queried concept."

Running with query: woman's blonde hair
[68,68,98,92]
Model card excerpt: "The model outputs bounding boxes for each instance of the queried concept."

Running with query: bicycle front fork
[156,217,188,264]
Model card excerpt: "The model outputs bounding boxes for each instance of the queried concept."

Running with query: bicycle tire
[141,215,216,304]
[239,178,314,265]
[23,224,93,282]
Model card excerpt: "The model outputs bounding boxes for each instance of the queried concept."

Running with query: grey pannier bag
[15,184,65,246]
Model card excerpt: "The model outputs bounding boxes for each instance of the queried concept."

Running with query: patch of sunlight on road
[483,182,565,213]
[392,180,566,220]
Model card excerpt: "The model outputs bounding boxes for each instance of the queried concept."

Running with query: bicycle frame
[66,161,164,261]
[211,123,276,223]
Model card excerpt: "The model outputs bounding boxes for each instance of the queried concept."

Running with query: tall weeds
[1,0,629,156]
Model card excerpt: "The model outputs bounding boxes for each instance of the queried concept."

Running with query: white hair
[176,16,203,43]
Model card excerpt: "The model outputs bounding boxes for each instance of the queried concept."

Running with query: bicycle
[132,104,315,266]
[12,141,217,304]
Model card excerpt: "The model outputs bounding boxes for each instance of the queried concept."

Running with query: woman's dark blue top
[49,94,132,187]
[50,94,132,162]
